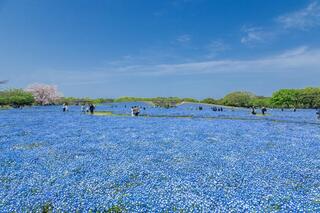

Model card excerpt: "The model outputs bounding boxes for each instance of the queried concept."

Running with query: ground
[0,103,319,212]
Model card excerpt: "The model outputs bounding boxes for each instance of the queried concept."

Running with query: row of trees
[271,88,320,108]
[113,94,272,108]
[201,88,320,108]
[208,92,271,108]
[0,82,113,107]
[113,96,198,107]
[0,83,62,107]
[0,89,34,106]
[1,80,319,108]
[58,97,113,105]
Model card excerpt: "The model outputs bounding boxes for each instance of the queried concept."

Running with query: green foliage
[40,202,53,213]
[201,98,216,104]
[1,86,319,109]
[221,91,256,107]
[114,96,198,107]
[106,204,125,213]
[181,97,199,103]
[152,97,181,108]
[59,97,113,105]
[250,96,271,108]
[0,89,34,106]
[299,87,320,108]
[271,89,300,108]
[114,96,153,102]
[271,87,320,108]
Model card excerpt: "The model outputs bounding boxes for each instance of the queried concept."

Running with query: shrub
[0,89,34,106]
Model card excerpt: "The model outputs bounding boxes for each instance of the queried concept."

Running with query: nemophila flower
[0,105,319,212]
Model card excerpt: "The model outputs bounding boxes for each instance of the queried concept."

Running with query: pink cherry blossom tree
[25,83,62,105]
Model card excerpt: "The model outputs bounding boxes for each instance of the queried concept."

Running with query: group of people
[62,103,95,114]
[130,105,147,116]
[81,104,96,114]
[131,106,140,116]
[281,108,297,112]
[252,107,320,119]
[198,106,224,111]
[251,106,267,115]
[62,103,320,119]
[211,106,223,112]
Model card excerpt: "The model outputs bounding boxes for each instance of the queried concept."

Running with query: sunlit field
[0,103,319,212]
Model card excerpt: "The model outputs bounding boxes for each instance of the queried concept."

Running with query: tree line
[202,88,320,108]
[1,81,319,109]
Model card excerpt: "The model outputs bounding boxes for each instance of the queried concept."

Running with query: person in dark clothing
[89,104,95,114]
[134,107,140,116]
[131,106,140,116]
[317,110,320,119]
[199,106,203,110]
[62,103,68,112]
[261,107,267,115]
[251,106,256,115]
[293,107,296,112]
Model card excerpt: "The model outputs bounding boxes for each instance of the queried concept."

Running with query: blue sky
[0,0,320,98]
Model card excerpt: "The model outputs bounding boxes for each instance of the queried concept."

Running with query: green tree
[182,97,199,103]
[222,91,255,107]
[250,96,271,108]
[299,87,320,108]
[0,89,34,106]
[271,89,300,108]
[201,98,216,104]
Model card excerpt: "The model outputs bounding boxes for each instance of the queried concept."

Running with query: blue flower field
[0,103,319,212]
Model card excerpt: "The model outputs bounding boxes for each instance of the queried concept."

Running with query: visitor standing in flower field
[251,106,256,115]
[62,103,68,112]
[131,106,140,116]
[261,107,267,115]
[81,105,85,113]
[89,104,95,114]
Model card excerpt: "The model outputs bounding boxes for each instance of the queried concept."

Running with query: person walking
[62,103,68,112]
[81,105,85,113]
[131,106,140,116]
[251,106,256,115]
[89,104,95,114]
[261,107,267,115]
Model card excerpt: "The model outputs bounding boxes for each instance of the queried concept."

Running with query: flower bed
[0,105,319,212]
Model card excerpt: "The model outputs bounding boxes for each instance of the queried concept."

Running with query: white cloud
[17,47,320,88]
[278,46,309,57]
[176,34,191,43]
[96,46,320,76]
[240,2,320,45]
[205,40,229,58]
[277,1,320,30]
[240,27,271,45]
